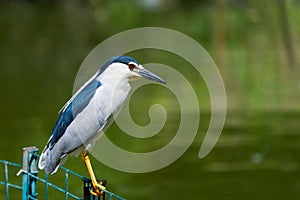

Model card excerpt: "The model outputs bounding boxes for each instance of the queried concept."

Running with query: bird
[38,55,166,196]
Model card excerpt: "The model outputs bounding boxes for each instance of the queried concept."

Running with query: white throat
[95,63,132,115]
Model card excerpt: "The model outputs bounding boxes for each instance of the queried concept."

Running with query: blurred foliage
[1,0,299,113]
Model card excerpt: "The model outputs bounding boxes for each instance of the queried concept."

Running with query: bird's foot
[90,181,106,197]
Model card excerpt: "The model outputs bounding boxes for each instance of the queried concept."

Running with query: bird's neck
[95,75,131,116]
[97,74,130,89]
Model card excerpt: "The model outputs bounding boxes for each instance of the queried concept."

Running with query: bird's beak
[138,68,166,84]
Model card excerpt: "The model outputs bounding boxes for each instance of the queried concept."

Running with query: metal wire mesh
[0,146,125,200]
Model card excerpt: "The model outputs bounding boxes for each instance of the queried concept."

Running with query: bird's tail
[38,151,46,170]
[38,148,65,174]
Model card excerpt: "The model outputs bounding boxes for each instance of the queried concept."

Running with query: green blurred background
[1,0,300,199]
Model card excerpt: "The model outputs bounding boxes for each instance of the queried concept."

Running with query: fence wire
[0,146,125,200]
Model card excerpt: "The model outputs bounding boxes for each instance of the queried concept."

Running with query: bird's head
[98,56,166,84]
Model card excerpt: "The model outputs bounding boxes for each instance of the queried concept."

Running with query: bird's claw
[90,182,106,197]
[90,189,103,197]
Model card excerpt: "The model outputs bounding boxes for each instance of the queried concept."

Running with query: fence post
[22,146,38,200]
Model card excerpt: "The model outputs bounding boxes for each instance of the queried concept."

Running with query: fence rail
[0,146,125,200]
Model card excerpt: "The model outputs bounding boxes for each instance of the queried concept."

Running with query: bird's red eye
[128,64,135,70]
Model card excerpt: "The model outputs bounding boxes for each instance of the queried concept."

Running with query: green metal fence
[0,146,125,200]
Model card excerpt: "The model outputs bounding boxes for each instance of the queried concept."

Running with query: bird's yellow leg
[81,152,106,196]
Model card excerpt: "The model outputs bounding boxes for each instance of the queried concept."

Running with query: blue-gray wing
[46,79,102,150]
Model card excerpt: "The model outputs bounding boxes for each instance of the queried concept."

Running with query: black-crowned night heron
[38,56,166,196]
